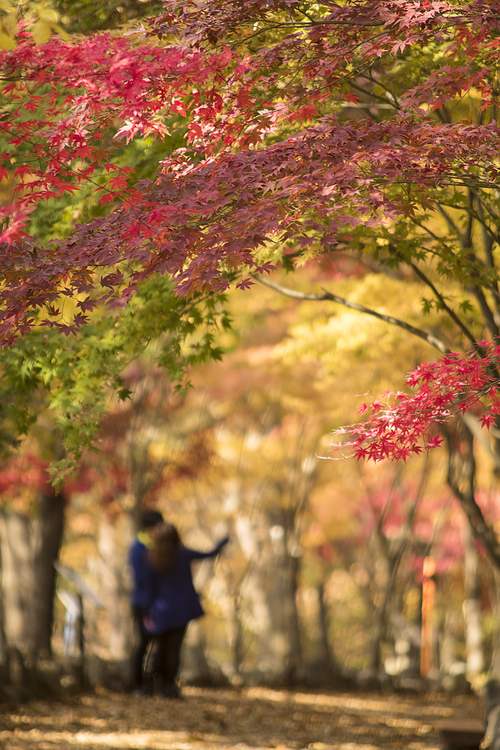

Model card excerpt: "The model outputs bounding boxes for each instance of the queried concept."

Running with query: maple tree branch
[441,421,500,570]
[476,200,499,260]
[461,193,500,337]
[406,262,478,348]
[226,20,314,48]
[464,189,474,249]
[408,217,455,259]
[469,283,499,340]
[473,192,500,227]
[475,198,500,314]
[451,212,496,337]
[0,120,128,206]
[436,204,461,238]
[295,7,320,24]
[436,198,498,241]
[252,273,450,354]
[464,234,500,337]
[285,58,376,110]
[412,208,500,332]
[356,75,401,111]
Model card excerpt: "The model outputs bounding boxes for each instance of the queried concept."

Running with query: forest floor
[0,684,487,750]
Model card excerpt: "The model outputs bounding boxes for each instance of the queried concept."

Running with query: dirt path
[0,686,486,750]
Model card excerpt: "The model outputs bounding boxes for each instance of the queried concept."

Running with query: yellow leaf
[49,22,70,41]
[38,7,59,23]
[0,29,15,48]
[0,0,13,12]
[31,19,51,45]
[2,12,17,36]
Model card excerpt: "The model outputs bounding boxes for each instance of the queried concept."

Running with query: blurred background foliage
[1,0,500,699]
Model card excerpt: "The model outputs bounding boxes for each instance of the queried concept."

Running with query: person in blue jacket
[142,522,229,698]
[129,509,164,693]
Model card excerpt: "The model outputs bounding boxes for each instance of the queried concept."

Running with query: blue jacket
[143,538,229,634]
[129,537,152,611]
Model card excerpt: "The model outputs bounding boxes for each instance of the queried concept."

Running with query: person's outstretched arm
[184,536,229,561]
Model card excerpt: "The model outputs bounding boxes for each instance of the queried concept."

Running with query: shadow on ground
[0,685,485,750]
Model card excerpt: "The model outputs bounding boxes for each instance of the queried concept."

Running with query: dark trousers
[156,626,187,694]
[131,606,154,689]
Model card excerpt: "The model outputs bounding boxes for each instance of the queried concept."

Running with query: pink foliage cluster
[0,452,58,498]
[334,342,500,461]
[1,0,500,343]
[357,482,466,575]
[0,32,238,240]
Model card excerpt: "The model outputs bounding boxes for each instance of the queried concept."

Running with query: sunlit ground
[0,686,484,750]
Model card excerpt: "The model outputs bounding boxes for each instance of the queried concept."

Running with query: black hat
[139,510,164,530]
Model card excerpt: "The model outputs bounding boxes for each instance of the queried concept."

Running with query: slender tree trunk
[279,540,302,680]
[212,568,243,683]
[316,582,345,682]
[316,583,332,667]
[98,516,134,662]
[445,421,500,570]
[182,619,212,685]
[0,538,7,667]
[462,523,484,677]
[368,546,402,675]
[440,610,460,675]
[236,515,303,683]
[442,421,489,678]
[488,567,500,674]
[368,559,392,674]
[0,512,33,649]
[29,492,65,657]
[182,554,221,684]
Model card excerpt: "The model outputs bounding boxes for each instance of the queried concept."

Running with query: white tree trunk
[0,513,33,649]
[236,514,302,682]
[97,516,134,661]
[462,523,484,678]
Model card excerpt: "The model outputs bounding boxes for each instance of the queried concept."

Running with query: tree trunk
[445,421,500,570]
[368,557,392,674]
[98,515,134,662]
[272,526,302,681]
[440,610,460,675]
[0,512,33,649]
[489,568,500,675]
[462,523,484,678]
[29,492,65,657]
[316,583,332,667]
[0,535,7,668]
[442,421,489,679]
[315,582,345,683]
[182,619,212,685]
[236,515,302,683]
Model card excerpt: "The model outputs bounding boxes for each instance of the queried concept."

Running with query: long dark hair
[149,522,181,574]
